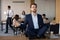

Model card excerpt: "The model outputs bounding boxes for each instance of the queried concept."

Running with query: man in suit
[5,6,15,33]
[21,3,48,38]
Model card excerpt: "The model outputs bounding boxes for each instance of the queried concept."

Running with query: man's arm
[40,15,44,27]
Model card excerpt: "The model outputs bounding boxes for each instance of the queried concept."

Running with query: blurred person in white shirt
[5,5,15,33]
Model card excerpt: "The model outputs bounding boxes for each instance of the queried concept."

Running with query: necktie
[7,11,9,17]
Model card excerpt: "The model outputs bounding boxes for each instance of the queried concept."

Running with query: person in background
[44,18,50,31]
[42,14,50,34]
[50,17,59,34]
[45,18,50,24]
[42,14,46,24]
[50,17,56,25]
[5,6,15,33]
[20,10,26,33]
[42,14,50,24]
[42,14,46,19]
[12,14,21,35]
[21,10,26,22]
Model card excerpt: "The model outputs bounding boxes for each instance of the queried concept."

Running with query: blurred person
[12,14,21,35]
[21,10,26,23]
[50,17,56,25]
[42,14,46,19]
[42,14,50,26]
[42,14,47,24]
[5,6,15,33]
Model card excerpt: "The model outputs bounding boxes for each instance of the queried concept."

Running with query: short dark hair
[14,14,19,20]
[42,14,46,16]
[46,18,48,20]
[22,11,25,15]
[30,3,37,8]
[8,6,11,9]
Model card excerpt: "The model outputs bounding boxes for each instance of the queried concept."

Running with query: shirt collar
[31,12,37,17]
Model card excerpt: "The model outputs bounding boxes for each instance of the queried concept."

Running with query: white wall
[1,0,56,21]
[35,0,56,20]
[1,0,30,20]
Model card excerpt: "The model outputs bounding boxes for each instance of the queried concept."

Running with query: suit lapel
[29,14,40,28]
[37,14,40,27]
[30,14,34,27]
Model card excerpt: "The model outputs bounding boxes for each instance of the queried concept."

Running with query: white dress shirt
[31,13,39,29]
[6,9,14,18]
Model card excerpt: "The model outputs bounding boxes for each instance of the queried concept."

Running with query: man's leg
[25,29,37,38]
[37,26,48,37]
[9,18,15,32]
[5,18,9,33]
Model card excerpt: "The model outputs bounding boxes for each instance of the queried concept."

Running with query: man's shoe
[40,35,46,38]
[5,32,8,33]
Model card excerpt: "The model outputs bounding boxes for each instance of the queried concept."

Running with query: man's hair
[14,14,19,20]
[8,5,11,9]
[42,14,46,16]
[30,3,37,8]
[46,18,48,20]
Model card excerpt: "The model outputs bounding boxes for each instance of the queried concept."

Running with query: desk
[1,20,6,31]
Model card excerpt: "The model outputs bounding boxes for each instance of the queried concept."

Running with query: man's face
[30,5,37,13]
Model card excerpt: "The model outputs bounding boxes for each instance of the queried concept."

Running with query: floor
[0,24,60,40]
[0,24,15,36]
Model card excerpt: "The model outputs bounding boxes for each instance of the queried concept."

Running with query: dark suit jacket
[21,14,44,31]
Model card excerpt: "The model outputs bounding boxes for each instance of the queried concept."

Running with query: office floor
[0,24,14,36]
[0,24,60,40]
[0,36,60,40]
